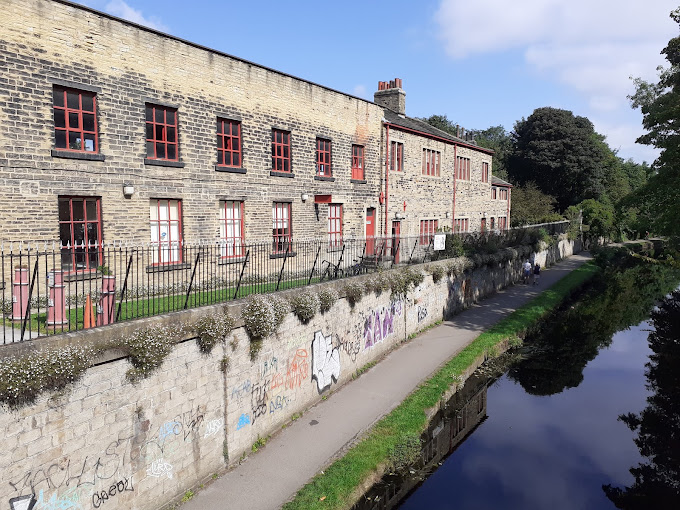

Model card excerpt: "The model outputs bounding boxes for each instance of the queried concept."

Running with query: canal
[353,258,680,510]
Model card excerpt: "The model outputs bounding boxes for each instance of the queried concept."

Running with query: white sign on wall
[433,234,446,251]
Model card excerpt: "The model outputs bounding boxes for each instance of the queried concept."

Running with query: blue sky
[76,0,679,164]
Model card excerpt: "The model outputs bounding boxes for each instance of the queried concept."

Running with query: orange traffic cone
[83,294,95,329]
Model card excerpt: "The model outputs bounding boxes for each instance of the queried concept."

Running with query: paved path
[182,252,592,510]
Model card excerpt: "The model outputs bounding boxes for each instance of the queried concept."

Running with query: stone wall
[0,237,580,510]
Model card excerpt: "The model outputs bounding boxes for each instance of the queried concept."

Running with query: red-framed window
[328,204,343,247]
[499,188,509,200]
[220,200,245,258]
[419,219,439,245]
[390,141,403,172]
[150,199,183,264]
[146,105,179,161]
[498,217,507,230]
[351,145,364,180]
[271,129,291,173]
[217,119,242,167]
[53,87,98,153]
[482,162,489,183]
[491,187,497,199]
[58,196,102,272]
[454,218,469,233]
[272,202,292,253]
[422,149,441,177]
[316,138,332,177]
[456,156,470,180]
[490,217,495,230]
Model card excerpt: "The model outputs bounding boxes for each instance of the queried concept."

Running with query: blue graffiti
[236,413,251,430]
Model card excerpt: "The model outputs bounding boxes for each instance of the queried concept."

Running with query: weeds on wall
[426,264,446,283]
[241,294,289,359]
[343,281,364,308]
[116,324,187,382]
[0,345,94,409]
[195,307,236,354]
[388,432,422,473]
[317,287,339,314]
[289,290,320,324]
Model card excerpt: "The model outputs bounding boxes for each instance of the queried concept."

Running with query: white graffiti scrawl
[311,330,340,393]
[146,458,173,479]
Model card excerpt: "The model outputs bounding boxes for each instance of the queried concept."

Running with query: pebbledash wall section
[1,239,580,510]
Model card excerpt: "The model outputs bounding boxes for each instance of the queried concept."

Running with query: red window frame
[316,138,332,177]
[419,219,439,245]
[217,119,242,167]
[150,199,183,265]
[146,105,179,161]
[220,200,245,259]
[390,141,403,172]
[490,217,495,230]
[456,156,470,180]
[351,145,365,180]
[53,87,99,153]
[271,129,291,173]
[58,196,103,273]
[498,217,507,230]
[272,202,292,253]
[491,187,497,199]
[454,218,469,233]
[482,162,489,183]
[500,188,509,200]
[422,149,441,177]
[328,203,343,248]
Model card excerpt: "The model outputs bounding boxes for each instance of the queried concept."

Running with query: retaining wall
[0,238,581,510]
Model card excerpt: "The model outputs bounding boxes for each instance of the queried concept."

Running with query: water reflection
[603,289,680,508]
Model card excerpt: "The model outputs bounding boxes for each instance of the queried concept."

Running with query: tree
[508,182,562,227]
[475,125,512,180]
[579,198,616,240]
[508,107,613,211]
[421,114,459,136]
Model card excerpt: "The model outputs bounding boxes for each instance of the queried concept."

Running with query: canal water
[353,261,680,510]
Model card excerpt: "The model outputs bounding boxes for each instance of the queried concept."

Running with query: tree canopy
[508,182,561,227]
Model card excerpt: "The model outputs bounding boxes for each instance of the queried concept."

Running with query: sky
[75,0,679,165]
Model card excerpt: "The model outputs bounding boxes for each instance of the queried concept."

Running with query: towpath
[181,252,592,510]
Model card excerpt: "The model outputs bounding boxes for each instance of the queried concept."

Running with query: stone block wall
[0,238,580,510]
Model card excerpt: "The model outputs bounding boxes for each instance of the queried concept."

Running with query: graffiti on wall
[417,306,428,323]
[361,300,403,349]
[311,330,340,393]
[236,413,251,430]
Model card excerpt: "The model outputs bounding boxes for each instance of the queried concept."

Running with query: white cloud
[435,0,678,161]
[352,84,367,98]
[105,0,169,32]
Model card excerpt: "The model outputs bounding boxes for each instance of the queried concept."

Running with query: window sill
[51,150,105,161]
[314,175,335,182]
[270,171,295,178]
[146,262,191,273]
[269,252,297,259]
[215,166,247,174]
[350,179,367,184]
[218,256,247,265]
[144,158,185,168]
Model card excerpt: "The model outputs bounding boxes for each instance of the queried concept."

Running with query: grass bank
[283,260,600,510]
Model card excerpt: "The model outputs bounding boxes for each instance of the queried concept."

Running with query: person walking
[533,262,541,285]
[523,259,532,284]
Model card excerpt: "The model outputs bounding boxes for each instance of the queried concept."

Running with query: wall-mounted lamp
[395,212,404,220]
[445,212,451,218]
[123,183,135,197]
[301,193,309,202]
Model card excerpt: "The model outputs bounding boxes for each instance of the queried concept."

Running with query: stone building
[0,0,510,268]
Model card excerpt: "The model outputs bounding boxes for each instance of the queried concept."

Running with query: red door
[366,208,375,255]
[391,221,401,263]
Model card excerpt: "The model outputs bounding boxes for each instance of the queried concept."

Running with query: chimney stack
[374,78,406,115]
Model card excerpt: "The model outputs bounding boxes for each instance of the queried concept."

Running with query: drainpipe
[506,187,511,229]
[452,144,457,228]
[384,123,390,237]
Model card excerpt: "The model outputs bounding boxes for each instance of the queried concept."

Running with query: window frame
[499,188,509,200]
[482,162,489,183]
[422,148,441,177]
[220,200,245,259]
[328,203,343,248]
[456,156,470,180]
[419,219,439,245]
[454,218,469,233]
[150,199,183,265]
[351,144,365,180]
[216,118,242,168]
[272,202,292,253]
[53,87,99,153]
[145,104,179,161]
[316,138,332,177]
[491,187,497,199]
[58,196,103,273]
[271,129,292,173]
[390,141,403,172]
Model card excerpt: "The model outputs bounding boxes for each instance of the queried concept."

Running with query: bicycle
[319,259,343,281]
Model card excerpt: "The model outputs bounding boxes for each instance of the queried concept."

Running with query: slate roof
[491,176,513,187]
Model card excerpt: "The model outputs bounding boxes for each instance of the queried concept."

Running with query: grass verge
[282,260,600,510]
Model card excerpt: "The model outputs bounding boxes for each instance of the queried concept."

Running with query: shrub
[289,290,320,324]
[318,287,339,314]
[195,307,236,354]
[428,264,445,283]
[343,281,364,308]
[118,325,185,382]
[389,272,408,297]
[404,267,424,288]
[271,295,289,328]
[242,295,277,340]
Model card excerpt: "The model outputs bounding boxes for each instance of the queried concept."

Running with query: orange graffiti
[285,349,309,390]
